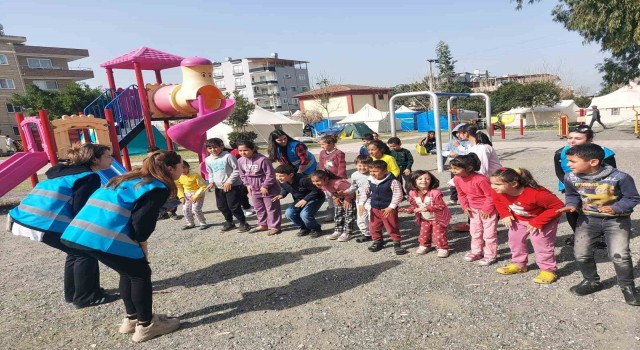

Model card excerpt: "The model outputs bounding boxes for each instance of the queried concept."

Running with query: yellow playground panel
[51,114,111,157]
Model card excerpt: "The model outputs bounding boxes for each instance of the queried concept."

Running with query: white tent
[500,100,580,128]
[590,82,640,124]
[207,106,304,145]
[337,104,392,133]
[395,105,415,113]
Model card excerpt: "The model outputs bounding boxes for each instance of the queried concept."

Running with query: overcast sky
[1,0,606,94]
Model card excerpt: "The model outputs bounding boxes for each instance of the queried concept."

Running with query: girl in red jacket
[490,167,564,284]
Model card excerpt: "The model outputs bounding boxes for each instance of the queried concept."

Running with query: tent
[394,105,419,131]
[337,104,392,133]
[127,125,169,155]
[415,111,452,132]
[500,100,579,128]
[589,82,640,124]
[338,123,374,139]
[206,105,304,145]
[395,105,416,113]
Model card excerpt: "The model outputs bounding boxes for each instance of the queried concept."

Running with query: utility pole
[426,59,439,91]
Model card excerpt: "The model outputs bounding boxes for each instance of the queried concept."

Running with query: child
[360,133,374,156]
[490,168,563,284]
[310,170,356,241]
[176,160,210,230]
[368,140,400,178]
[559,144,640,305]
[204,138,250,232]
[362,160,406,255]
[273,164,325,238]
[419,131,437,154]
[456,125,502,177]
[388,137,414,193]
[400,170,451,257]
[344,155,373,243]
[444,123,472,206]
[238,140,283,235]
[372,132,380,141]
[318,134,346,222]
[451,154,498,265]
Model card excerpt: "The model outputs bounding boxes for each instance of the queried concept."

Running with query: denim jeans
[574,215,635,286]
[285,198,323,231]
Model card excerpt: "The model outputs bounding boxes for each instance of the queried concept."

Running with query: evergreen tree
[224,90,257,142]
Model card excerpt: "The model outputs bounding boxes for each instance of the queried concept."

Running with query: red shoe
[453,223,470,232]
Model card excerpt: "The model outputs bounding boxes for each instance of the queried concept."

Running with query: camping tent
[589,82,640,124]
[338,123,374,139]
[127,125,169,155]
[206,105,304,145]
[337,104,392,133]
[500,100,579,128]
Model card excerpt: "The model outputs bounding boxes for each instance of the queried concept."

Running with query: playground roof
[100,47,185,70]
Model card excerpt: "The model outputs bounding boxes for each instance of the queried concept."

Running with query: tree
[224,90,257,142]
[514,1,640,89]
[490,81,561,127]
[308,75,342,120]
[389,81,431,110]
[436,41,456,92]
[10,82,101,119]
[292,110,323,125]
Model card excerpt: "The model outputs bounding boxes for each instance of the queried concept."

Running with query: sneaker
[267,228,282,236]
[496,263,528,275]
[355,235,372,243]
[393,242,407,255]
[244,208,255,217]
[119,318,138,334]
[131,314,180,343]
[452,223,470,232]
[221,222,236,232]
[415,246,432,255]
[569,279,603,296]
[621,286,640,306]
[181,224,195,230]
[73,293,120,309]
[368,240,385,252]
[337,232,352,242]
[237,222,251,233]
[436,249,450,258]
[309,229,323,238]
[169,213,180,221]
[533,271,558,284]
[326,231,342,240]
[463,253,482,262]
[296,228,310,237]
[198,223,212,231]
[477,257,497,266]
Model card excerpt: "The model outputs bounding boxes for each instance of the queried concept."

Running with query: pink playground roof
[100,47,185,70]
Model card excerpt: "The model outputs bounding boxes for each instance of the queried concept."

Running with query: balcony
[254,92,279,98]
[249,66,276,73]
[13,45,89,61]
[20,66,94,80]
[252,80,278,86]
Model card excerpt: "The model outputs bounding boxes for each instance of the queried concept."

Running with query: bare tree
[308,74,342,120]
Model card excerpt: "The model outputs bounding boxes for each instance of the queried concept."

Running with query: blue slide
[97,158,128,185]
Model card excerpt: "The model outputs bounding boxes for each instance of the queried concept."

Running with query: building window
[6,103,22,113]
[235,77,245,87]
[259,76,266,82]
[298,74,306,81]
[213,67,223,77]
[282,99,288,104]
[13,127,20,136]
[0,78,16,89]
[280,86,286,92]
[214,79,225,89]
[290,86,297,92]
[377,94,384,100]
[0,54,8,65]
[27,58,53,69]
[33,80,59,90]
[233,65,243,74]
[611,108,620,115]
[302,87,308,92]
[291,98,298,105]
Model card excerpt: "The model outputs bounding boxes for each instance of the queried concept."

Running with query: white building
[212,53,310,114]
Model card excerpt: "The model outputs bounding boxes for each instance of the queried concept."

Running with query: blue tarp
[416,111,455,132]
[395,112,419,131]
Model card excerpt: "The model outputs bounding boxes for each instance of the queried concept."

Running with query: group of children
[176,128,640,306]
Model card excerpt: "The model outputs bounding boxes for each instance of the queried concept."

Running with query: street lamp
[426,59,439,91]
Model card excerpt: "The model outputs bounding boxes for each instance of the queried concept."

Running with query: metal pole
[447,96,457,135]
[432,96,443,172]
[470,93,491,141]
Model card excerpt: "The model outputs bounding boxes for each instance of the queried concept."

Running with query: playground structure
[0,112,124,198]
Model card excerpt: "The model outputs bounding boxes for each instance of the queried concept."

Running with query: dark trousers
[41,232,101,306]
[87,250,153,321]
[589,116,606,129]
[566,211,579,232]
[240,186,251,210]
[215,186,247,224]
[574,215,635,287]
[449,172,458,201]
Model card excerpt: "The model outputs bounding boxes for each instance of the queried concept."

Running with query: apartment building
[212,53,310,114]
[455,71,561,93]
[0,28,93,137]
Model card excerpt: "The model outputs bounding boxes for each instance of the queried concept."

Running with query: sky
[1,0,606,94]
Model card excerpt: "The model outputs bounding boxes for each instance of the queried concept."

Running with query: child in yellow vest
[176,160,210,230]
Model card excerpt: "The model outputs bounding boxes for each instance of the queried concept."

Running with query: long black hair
[309,169,342,182]
[368,139,391,155]
[268,129,295,162]
[458,124,492,146]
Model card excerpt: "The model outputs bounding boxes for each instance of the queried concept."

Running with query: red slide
[0,152,49,198]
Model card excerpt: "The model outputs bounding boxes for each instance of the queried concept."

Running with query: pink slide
[0,152,49,198]
[168,98,236,177]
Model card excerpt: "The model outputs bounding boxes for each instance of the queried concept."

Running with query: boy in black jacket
[273,165,326,238]
[559,144,640,306]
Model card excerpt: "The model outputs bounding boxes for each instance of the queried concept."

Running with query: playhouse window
[0,78,15,89]
[611,108,620,115]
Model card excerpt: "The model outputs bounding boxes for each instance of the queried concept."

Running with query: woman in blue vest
[268,130,317,175]
[61,150,183,343]
[554,125,616,246]
[9,143,116,308]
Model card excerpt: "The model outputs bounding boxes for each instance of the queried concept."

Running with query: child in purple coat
[237,140,282,235]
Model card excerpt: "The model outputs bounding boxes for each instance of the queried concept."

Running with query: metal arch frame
[389,91,491,172]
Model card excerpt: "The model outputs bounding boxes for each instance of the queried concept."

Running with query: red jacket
[454,173,495,214]
[491,186,564,229]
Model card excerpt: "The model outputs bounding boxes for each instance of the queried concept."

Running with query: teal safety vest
[61,178,166,259]
[277,140,317,175]
[10,172,96,234]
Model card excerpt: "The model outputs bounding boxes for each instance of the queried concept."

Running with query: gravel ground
[1,127,639,350]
